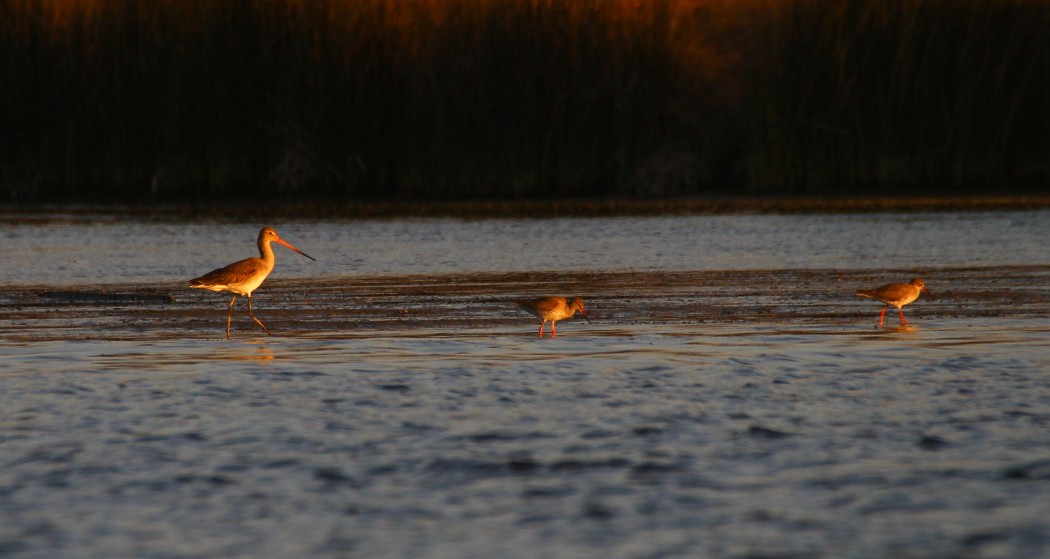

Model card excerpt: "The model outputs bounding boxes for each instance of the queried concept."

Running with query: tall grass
[743,0,1050,194]
[1,0,1047,202]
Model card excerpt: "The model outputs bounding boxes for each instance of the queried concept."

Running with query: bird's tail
[511,300,543,319]
[855,289,875,299]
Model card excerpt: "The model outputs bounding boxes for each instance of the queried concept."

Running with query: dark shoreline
[3,195,1050,222]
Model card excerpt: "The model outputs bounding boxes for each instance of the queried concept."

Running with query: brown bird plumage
[513,296,590,337]
[190,227,315,337]
[855,277,929,327]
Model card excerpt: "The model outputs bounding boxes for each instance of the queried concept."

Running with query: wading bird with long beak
[190,227,315,337]
[855,277,930,327]
[513,296,590,337]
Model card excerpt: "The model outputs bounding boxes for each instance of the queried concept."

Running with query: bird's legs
[226,296,237,338]
[875,306,909,328]
[246,295,272,335]
[538,321,546,337]
[551,321,557,337]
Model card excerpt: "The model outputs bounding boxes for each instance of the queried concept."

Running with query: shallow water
[1,210,1048,285]
[1,211,1050,558]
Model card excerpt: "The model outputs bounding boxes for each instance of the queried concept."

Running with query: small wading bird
[513,296,590,337]
[190,227,315,337]
[855,277,930,328]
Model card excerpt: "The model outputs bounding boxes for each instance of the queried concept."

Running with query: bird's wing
[875,284,914,301]
[514,298,561,318]
[190,258,265,288]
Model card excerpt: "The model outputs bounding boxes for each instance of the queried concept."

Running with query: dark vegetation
[2,0,1048,204]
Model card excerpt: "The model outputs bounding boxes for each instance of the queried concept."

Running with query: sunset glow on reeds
[2,0,1047,201]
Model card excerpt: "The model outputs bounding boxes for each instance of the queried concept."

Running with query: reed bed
[1,0,1047,202]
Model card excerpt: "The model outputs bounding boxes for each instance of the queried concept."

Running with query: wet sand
[2,266,1046,341]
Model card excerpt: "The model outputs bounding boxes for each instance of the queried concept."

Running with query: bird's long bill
[275,237,316,261]
[580,311,592,323]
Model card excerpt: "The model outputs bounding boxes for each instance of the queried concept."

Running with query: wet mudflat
[1,266,1048,341]
[1,211,1049,558]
